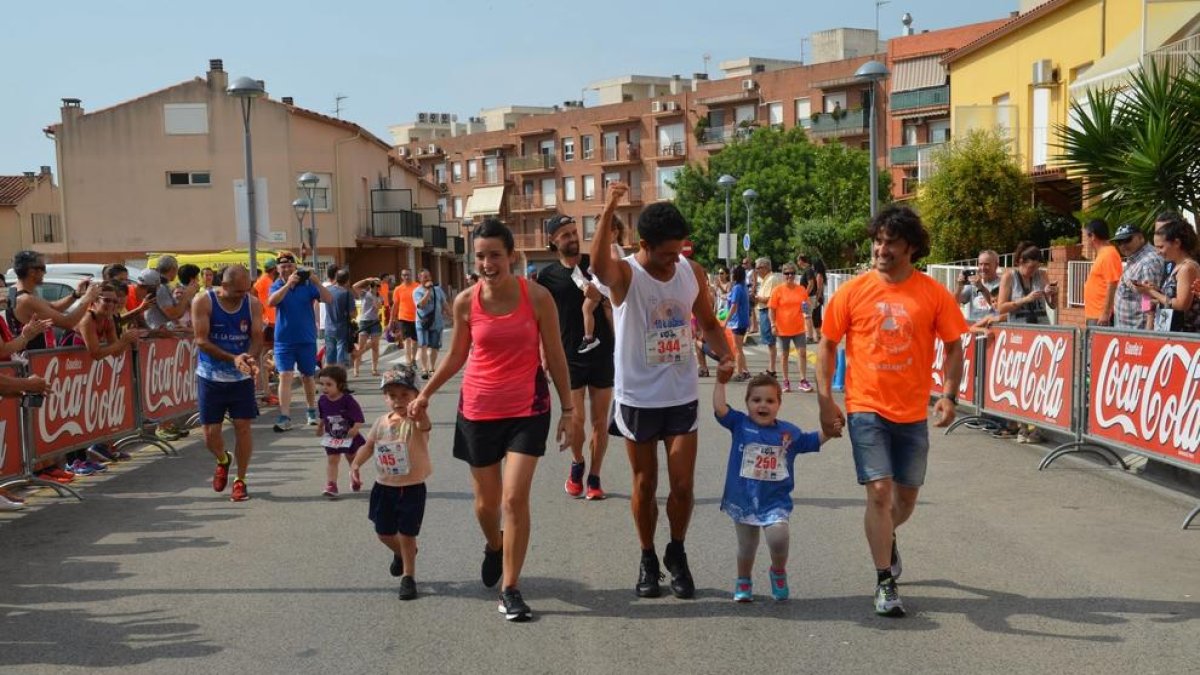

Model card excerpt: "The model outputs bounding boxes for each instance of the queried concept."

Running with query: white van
[3,263,143,281]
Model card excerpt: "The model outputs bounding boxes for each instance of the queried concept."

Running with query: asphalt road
[2,343,1198,674]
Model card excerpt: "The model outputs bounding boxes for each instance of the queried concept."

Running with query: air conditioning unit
[440,113,451,124]
[1032,59,1057,86]
[742,79,758,91]
[418,113,428,123]
[651,101,663,113]
[427,144,438,154]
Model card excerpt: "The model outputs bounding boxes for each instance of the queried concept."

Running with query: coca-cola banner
[28,347,137,458]
[931,332,976,403]
[139,337,198,422]
[0,363,23,478]
[1089,331,1200,466]
[983,325,1074,430]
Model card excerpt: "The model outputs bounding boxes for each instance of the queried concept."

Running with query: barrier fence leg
[1182,504,1200,530]
[4,473,84,501]
[1037,441,1129,471]
[114,432,178,458]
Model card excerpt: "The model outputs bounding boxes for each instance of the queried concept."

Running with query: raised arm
[590,182,632,304]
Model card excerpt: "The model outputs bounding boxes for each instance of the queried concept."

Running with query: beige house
[0,168,62,267]
[45,59,463,282]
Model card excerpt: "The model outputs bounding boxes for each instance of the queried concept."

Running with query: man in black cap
[535,214,614,501]
[1111,223,1164,331]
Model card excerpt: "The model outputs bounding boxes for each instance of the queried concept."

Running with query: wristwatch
[942,393,958,405]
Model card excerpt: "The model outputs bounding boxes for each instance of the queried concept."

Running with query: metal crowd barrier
[0,334,202,502]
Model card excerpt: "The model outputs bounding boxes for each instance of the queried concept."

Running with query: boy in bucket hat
[349,365,432,601]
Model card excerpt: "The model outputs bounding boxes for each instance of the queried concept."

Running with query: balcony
[423,224,448,250]
[655,140,687,161]
[890,142,944,166]
[1146,34,1200,78]
[807,108,869,139]
[601,145,642,164]
[890,85,950,112]
[508,155,557,173]
[483,169,502,184]
[513,229,548,251]
[369,209,423,239]
[646,181,676,201]
[698,125,754,146]
[509,194,554,212]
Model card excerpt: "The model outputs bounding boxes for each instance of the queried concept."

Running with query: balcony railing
[370,209,423,239]
[483,168,501,184]
[657,140,686,158]
[890,85,950,112]
[890,142,944,166]
[603,145,642,162]
[508,155,556,172]
[513,230,547,251]
[808,108,869,137]
[509,194,553,212]
[1145,34,1200,78]
[423,224,448,250]
[700,125,754,145]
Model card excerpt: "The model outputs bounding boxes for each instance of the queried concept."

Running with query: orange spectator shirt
[126,285,139,312]
[393,282,420,321]
[379,281,391,315]
[1083,244,1123,320]
[822,270,968,423]
[254,273,277,324]
[768,283,809,337]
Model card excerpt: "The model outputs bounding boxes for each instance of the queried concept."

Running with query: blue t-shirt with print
[717,406,820,525]
[727,282,750,331]
[270,278,321,345]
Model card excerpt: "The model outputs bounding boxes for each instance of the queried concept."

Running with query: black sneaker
[577,337,601,354]
[636,552,664,598]
[662,541,696,599]
[481,543,503,588]
[498,586,532,621]
[890,534,902,581]
[398,575,417,601]
[390,554,403,578]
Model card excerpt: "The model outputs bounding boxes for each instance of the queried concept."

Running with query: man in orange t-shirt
[817,205,967,619]
[1082,219,1122,325]
[768,263,812,392]
[388,269,420,366]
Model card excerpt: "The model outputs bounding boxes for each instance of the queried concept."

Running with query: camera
[22,394,44,408]
[296,267,312,282]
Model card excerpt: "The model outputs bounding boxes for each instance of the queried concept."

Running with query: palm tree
[1056,58,1200,226]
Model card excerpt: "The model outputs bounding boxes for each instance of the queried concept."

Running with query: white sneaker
[874,579,905,617]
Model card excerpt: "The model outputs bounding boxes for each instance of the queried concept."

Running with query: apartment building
[45,60,464,283]
[886,15,1010,200]
[399,44,884,270]
[0,168,60,266]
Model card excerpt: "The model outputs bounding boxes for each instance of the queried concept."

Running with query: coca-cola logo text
[932,332,972,395]
[143,339,198,414]
[1093,337,1200,456]
[39,352,130,445]
[987,328,1069,422]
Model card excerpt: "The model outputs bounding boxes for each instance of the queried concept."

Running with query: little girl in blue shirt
[714,371,831,602]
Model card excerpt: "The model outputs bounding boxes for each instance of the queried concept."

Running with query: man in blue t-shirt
[267,252,333,431]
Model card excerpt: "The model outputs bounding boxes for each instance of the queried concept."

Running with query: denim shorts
[757,308,774,343]
[848,412,930,487]
[323,335,351,366]
[776,335,805,353]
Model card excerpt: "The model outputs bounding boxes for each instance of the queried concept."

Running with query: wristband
[941,393,958,405]
[561,407,575,412]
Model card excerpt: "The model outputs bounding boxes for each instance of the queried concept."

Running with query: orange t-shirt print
[822,271,968,423]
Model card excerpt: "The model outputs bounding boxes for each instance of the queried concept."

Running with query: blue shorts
[197,377,259,425]
[323,335,351,366]
[848,412,930,487]
[757,308,774,343]
[275,342,319,376]
[417,326,442,349]
[368,482,427,537]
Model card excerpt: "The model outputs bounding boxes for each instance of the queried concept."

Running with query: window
[563,177,576,202]
[563,137,575,161]
[903,123,919,146]
[656,167,681,200]
[708,109,726,128]
[539,139,555,156]
[164,103,208,135]
[295,171,333,210]
[583,175,596,200]
[166,171,211,187]
[657,123,685,155]
[735,104,755,125]
[541,178,557,207]
[437,197,448,215]
[823,92,847,112]
[451,162,462,183]
[767,102,783,128]
[453,197,463,218]
[433,163,447,184]
[795,97,812,128]
[603,131,620,161]
[603,171,621,189]
[483,156,499,184]
[582,216,598,239]
[929,119,951,143]
[31,213,61,243]
[581,135,595,160]
[467,159,478,181]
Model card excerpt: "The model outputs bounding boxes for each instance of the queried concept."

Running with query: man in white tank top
[591,183,735,600]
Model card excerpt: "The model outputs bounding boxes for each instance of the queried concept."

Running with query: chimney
[60,98,83,124]
[901,12,914,36]
[207,58,228,90]
[670,74,683,95]
[282,96,294,105]
[39,165,51,177]
[23,171,36,185]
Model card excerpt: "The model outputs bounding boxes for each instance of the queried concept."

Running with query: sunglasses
[783,272,796,276]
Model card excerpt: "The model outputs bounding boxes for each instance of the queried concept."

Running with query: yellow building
[943,0,1200,211]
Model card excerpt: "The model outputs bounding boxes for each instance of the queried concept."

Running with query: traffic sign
[742,232,751,252]
[681,239,694,258]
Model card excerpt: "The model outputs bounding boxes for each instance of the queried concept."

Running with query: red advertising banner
[0,363,23,478]
[1089,331,1200,466]
[28,347,137,458]
[931,331,976,403]
[983,325,1074,430]
[139,336,198,422]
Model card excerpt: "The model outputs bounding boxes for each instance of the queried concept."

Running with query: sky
[1,0,1017,175]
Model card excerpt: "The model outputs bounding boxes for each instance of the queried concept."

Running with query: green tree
[916,129,1035,262]
[670,126,884,269]
[1057,60,1200,226]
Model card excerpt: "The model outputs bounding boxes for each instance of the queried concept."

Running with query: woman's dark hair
[1157,220,1199,256]
[1014,240,1042,264]
[1084,218,1110,240]
[102,263,128,281]
[178,263,201,286]
[731,265,746,284]
[473,218,514,253]
[637,203,690,248]
[317,365,352,393]
[811,258,827,275]
[12,250,43,280]
[867,206,930,261]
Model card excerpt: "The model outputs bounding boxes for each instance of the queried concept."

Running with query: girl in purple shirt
[316,365,366,498]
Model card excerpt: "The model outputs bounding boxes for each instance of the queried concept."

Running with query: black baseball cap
[544,215,576,236]
[1110,223,1140,243]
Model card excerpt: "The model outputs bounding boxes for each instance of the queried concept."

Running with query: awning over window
[891,55,947,93]
[465,185,506,217]
[1070,2,1200,93]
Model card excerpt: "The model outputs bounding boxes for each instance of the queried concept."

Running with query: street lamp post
[717,174,737,267]
[854,60,890,218]
[742,188,757,254]
[298,172,320,267]
[228,76,267,278]
[292,198,310,260]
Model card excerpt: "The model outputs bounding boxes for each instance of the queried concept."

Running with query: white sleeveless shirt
[611,254,699,407]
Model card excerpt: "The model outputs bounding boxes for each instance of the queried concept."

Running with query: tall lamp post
[292,198,310,260]
[717,174,737,267]
[854,60,890,218]
[297,172,320,267]
[228,76,267,278]
[742,188,757,255]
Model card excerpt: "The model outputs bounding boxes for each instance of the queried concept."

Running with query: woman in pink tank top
[409,219,577,622]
